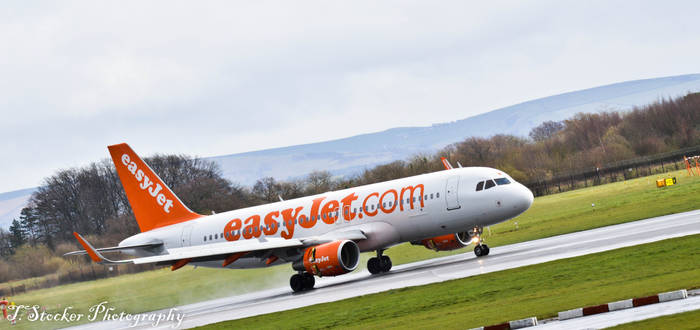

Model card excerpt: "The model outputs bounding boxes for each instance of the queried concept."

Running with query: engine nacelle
[293,240,360,276]
[413,232,471,251]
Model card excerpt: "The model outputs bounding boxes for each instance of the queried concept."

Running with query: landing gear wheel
[380,255,392,272]
[290,274,305,292]
[302,272,315,290]
[367,257,382,274]
[474,245,483,257]
[481,244,490,256]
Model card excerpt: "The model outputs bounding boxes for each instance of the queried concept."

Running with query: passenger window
[436,193,440,198]
[204,236,207,241]
[485,180,496,189]
[476,181,484,191]
[430,193,434,199]
[209,235,213,241]
[495,178,511,185]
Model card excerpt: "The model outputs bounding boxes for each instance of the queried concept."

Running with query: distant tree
[19,206,40,246]
[529,120,564,142]
[253,177,282,203]
[8,219,26,248]
[0,229,14,257]
[305,171,333,195]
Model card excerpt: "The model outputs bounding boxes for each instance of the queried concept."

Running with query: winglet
[73,232,103,263]
[440,157,453,170]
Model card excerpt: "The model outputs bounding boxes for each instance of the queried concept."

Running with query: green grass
[4,169,699,329]
[606,309,700,330]
[203,234,700,330]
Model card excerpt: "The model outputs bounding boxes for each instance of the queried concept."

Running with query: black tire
[290,274,305,292]
[380,255,392,272]
[302,273,315,290]
[474,245,483,257]
[367,257,381,274]
[481,244,490,256]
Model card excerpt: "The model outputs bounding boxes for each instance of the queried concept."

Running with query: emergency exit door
[445,176,461,210]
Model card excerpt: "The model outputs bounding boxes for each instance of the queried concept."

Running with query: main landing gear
[290,272,315,292]
[367,250,392,274]
[471,227,490,257]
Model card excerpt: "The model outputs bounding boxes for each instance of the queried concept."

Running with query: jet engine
[293,240,360,276]
[413,232,471,251]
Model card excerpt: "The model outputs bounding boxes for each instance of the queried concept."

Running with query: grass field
[203,234,700,329]
[3,169,699,329]
[607,308,700,330]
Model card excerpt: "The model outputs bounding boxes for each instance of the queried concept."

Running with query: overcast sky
[1,1,699,192]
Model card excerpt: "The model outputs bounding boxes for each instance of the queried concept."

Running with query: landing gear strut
[471,227,490,257]
[290,272,315,292]
[367,250,392,274]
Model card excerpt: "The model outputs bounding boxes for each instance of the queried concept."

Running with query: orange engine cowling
[292,240,360,276]
[415,232,470,251]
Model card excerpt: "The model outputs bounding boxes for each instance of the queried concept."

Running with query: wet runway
[68,209,700,329]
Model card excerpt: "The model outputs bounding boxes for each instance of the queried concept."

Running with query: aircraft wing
[72,232,304,265]
[298,229,367,246]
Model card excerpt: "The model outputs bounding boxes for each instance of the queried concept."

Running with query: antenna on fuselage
[278,195,284,202]
[440,157,454,170]
[457,161,463,168]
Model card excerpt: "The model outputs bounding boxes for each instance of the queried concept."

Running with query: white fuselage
[119,167,533,269]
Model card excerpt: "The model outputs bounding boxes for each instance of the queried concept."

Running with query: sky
[1,0,700,192]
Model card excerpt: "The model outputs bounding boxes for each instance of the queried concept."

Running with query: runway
[69,209,700,329]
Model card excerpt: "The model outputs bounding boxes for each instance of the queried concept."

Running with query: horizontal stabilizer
[63,241,163,256]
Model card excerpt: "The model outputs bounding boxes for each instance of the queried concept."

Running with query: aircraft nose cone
[517,185,534,212]
[524,187,534,208]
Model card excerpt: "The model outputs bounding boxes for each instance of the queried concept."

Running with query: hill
[210,74,700,185]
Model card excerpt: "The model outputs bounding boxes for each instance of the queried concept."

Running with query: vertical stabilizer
[108,143,202,232]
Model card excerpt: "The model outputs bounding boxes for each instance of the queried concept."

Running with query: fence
[524,145,700,196]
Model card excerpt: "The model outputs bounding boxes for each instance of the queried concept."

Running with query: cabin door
[445,176,461,210]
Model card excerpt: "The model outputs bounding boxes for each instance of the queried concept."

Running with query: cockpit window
[495,178,511,185]
[476,181,484,191]
[484,180,496,189]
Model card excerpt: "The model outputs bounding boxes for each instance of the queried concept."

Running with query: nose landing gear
[474,243,490,257]
[367,250,392,274]
[470,227,490,257]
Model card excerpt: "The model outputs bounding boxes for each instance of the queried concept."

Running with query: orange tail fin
[108,143,202,232]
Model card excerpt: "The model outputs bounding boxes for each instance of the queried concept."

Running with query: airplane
[67,143,534,292]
